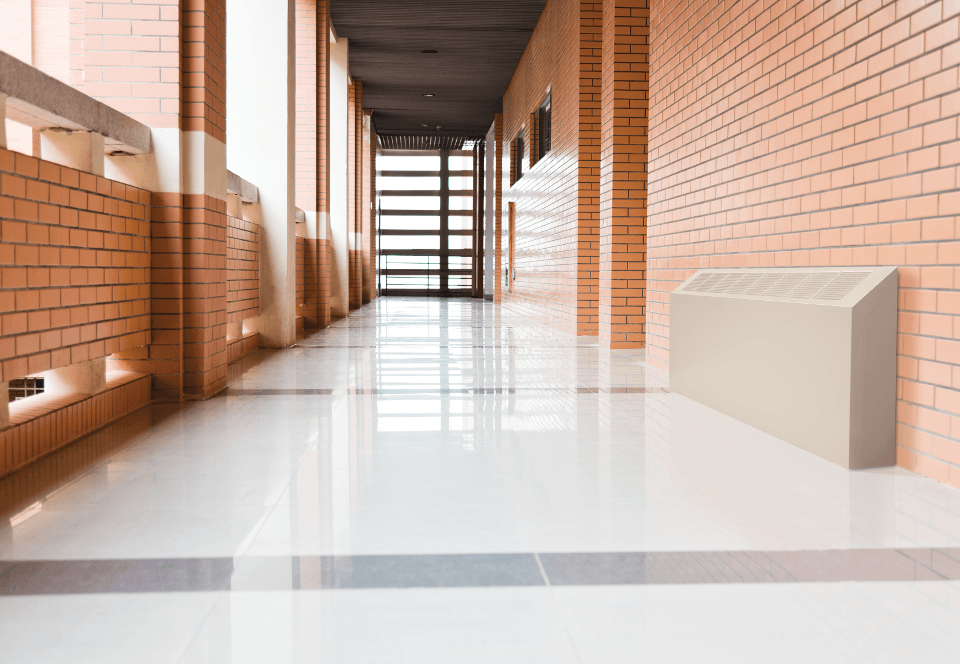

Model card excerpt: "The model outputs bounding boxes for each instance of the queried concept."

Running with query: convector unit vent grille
[681,270,871,302]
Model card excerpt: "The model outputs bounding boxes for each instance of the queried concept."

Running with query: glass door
[378,148,474,296]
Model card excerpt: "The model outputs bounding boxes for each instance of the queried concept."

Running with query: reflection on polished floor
[3,298,960,662]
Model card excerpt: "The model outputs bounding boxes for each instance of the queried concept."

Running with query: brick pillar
[317,0,331,326]
[181,1,228,397]
[578,1,603,337]
[599,0,648,349]
[492,114,504,304]
[82,0,228,400]
[347,80,363,310]
[295,0,330,329]
[361,109,374,304]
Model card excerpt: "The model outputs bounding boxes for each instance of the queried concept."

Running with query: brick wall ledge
[227,333,260,365]
[0,371,151,478]
[0,50,151,155]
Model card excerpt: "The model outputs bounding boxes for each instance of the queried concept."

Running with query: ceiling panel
[330,0,548,138]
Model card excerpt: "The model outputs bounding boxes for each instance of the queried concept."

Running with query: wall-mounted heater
[670,266,898,469]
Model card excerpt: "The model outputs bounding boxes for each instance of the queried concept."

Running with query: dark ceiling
[330,0,549,139]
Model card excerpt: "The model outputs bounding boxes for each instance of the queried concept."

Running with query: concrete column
[0,93,7,150]
[39,129,105,176]
[228,0,297,348]
[44,357,107,396]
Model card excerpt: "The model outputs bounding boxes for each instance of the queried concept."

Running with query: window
[511,132,524,185]
[538,93,551,158]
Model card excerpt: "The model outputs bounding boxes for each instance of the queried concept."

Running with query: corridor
[1,298,960,661]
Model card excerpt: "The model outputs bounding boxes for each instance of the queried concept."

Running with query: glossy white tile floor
[2,297,960,662]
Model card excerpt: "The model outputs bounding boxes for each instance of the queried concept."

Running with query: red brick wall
[492,114,504,303]
[0,371,150,478]
[0,148,150,383]
[362,113,374,304]
[81,0,183,129]
[501,0,602,335]
[649,0,960,487]
[296,0,332,329]
[295,234,306,311]
[227,213,259,323]
[599,0,648,349]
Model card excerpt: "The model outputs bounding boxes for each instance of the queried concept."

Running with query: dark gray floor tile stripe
[4,548,956,594]
[0,558,235,595]
[297,554,544,589]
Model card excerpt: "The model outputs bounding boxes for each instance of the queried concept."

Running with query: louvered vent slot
[788,272,838,299]
[726,274,763,295]
[764,273,811,297]
[685,273,725,292]
[708,273,742,293]
[683,272,715,292]
[814,272,870,300]
[743,273,784,296]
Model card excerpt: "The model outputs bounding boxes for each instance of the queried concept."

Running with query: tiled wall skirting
[0,372,151,479]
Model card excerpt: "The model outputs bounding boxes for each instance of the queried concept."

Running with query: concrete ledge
[0,50,151,155]
[0,371,151,478]
[227,170,259,202]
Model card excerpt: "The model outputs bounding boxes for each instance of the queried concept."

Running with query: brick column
[347,80,362,310]
[578,1,603,336]
[81,0,228,400]
[599,0,648,349]
[361,109,374,304]
[296,0,331,329]
[181,0,228,397]
[492,114,504,303]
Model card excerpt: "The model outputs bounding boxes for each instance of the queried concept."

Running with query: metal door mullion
[440,148,450,293]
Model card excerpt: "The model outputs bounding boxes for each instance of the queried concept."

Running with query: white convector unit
[670,266,898,469]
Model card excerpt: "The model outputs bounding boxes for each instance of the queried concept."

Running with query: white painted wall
[227,0,296,347]
[330,33,350,318]
[0,0,35,155]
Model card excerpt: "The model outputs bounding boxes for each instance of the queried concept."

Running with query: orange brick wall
[0,148,150,383]
[501,0,602,336]
[0,371,150,478]
[598,0,648,349]
[227,213,259,323]
[33,0,71,85]
[649,0,960,487]
[492,114,504,303]
[297,0,332,329]
[362,113,374,304]
[81,0,184,129]
[295,0,319,213]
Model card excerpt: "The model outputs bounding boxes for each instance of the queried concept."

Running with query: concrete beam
[227,169,260,203]
[0,50,151,155]
[0,93,7,150]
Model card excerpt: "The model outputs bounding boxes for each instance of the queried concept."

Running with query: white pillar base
[44,357,107,396]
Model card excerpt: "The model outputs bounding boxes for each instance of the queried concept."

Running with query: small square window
[538,93,551,158]
[511,132,524,185]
